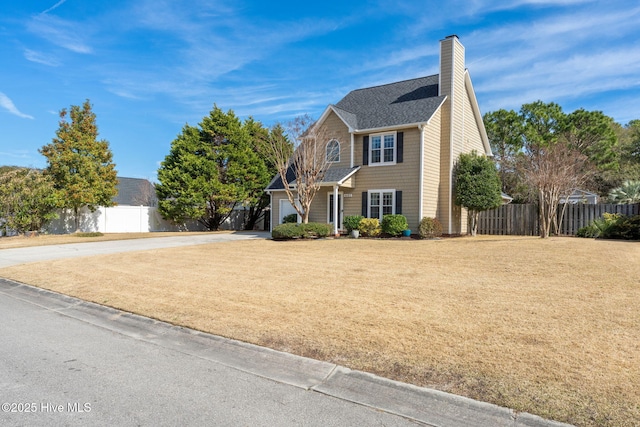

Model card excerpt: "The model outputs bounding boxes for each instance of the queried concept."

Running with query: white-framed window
[368,189,395,221]
[326,139,340,163]
[370,132,396,166]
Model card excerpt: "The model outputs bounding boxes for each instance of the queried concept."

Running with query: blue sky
[1,0,639,180]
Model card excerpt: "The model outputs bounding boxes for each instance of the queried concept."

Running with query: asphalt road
[0,280,420,427]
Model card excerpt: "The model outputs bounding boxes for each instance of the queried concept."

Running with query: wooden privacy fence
[477,203,640,236]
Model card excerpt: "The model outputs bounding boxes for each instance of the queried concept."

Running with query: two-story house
[266,35,492,235]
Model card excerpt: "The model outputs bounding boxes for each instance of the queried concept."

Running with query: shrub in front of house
[381,214,408,237]
[301,222,331,238]
[359,218,381,237]
[272,223,304,239]
[271,222,332,240]
[282,213,298,224]
[343,215,364,232]
[418,217,443,239]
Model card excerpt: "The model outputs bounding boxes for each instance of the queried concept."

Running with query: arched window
[326,139,340,163]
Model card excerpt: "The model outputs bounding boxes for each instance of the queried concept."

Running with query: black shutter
[395,190,402,215]
[363,136,369,165]
[397,132,403,163]
[362,192,368,217]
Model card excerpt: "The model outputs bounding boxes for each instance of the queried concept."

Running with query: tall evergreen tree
[39,100,118,232]
[156,106,269,230]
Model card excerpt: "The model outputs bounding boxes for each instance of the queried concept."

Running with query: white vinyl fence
[46,206,207,234]
[45,206,266,234]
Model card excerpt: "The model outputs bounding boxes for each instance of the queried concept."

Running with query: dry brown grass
[0,231,214,249]
[1,236,638,426]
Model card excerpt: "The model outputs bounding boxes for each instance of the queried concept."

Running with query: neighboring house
[560,189,599,204]
[266,35,492,235]
[114,177,158,207]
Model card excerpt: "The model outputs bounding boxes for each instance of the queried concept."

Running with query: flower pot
[350,230,360,239]
[402,229,411,237]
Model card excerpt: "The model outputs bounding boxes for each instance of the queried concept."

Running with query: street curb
[0,279,574,427]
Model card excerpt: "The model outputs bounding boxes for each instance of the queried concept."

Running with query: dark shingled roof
[266,167,360,191]
[333,74,446,131]
[113,177,157,206]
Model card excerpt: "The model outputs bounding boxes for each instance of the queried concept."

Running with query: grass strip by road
[1,236,638,426]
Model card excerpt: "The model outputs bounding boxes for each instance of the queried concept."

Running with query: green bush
[359,218,381,237]
[301,222,332,238]
[282,213,298,224]
[343,215,364,232]
[607,214,640,240]
[271,222,332,240]
[418,217,443,239]
[272,223,303,240]
[576,213,640,240]
[381,214,408,237]
[576,225,598,238]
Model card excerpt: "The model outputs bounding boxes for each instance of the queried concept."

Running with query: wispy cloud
[27,14,92,54]
[41,0,68,15]
[23,49,60,66]
[0,93,34,119]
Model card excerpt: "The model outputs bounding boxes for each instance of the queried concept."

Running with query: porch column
[333,185,339,236]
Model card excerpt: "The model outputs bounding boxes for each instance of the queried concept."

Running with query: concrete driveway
[0,231,270,268]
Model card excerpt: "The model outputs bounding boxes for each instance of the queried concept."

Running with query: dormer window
[326,139,340,163]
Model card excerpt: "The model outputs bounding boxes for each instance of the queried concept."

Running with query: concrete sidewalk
[0,231,270,268]
[0,279,573,427]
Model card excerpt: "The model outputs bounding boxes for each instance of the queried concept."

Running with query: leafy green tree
[454,151,502,236]
[614,120,640,183]
[156,106,269,230]
[608,180,640,204]
[0,168,60,234]
[563,109,619,194]
[39,100,118,232]
[483,109,525,200]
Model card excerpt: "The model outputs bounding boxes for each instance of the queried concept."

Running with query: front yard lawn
[1,236,638,426]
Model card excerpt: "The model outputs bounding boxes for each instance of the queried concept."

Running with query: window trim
[326,139,340,163]
[367,189,395,221]
[368,131,396,166]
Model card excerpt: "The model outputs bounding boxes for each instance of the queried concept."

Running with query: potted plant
[343,215,364,238]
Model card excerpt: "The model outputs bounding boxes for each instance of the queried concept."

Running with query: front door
[328,193,343,230]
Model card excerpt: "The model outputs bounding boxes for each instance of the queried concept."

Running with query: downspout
[333,185,339,236]
[418,124,425,222]
[267,191,272,232]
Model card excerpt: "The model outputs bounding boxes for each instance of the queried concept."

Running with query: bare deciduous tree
[520,141,592,238]
[264,115,341,223]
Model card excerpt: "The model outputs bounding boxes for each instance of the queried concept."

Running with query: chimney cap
[445,34,459,39]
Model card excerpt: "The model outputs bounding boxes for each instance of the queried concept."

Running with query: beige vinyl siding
[422,108,441,219]
[463,85,486,154]
[270,192,289,226]
[308,191,329,224]
[351,127,421,230]
[320,110,352,168]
